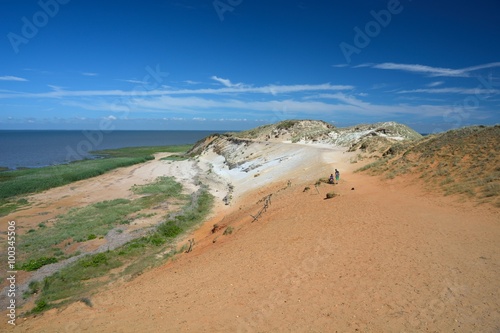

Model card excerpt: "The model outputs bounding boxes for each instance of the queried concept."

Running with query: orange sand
[2,145,499,332]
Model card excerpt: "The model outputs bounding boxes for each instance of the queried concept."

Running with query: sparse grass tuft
[223,226,234,235]
[325,191,337,199]
[19,257,58,271]
[30,300,49,314]
[80,297,93,308]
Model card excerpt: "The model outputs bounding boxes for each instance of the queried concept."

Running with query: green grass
[19,257,58,271]
[29,187,214,312]
[17,198,143,264]
[0,145,192,203]
[93,145,193,158]
[355,157,389,173]
[0,197,29,217]
[0,157,153,200]
[160,154,189,161]
[17,176,185,269]
[131,176,183,197]
[276,119,299,130]
[356,125,500,205]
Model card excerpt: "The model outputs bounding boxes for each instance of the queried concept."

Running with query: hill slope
[358,125,500,206]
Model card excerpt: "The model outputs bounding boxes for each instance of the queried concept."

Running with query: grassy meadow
[0,145,192,216]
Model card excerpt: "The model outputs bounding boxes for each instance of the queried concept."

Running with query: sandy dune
[2,143,500,332]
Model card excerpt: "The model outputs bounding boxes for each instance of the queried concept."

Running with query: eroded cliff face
[189,120,422,162]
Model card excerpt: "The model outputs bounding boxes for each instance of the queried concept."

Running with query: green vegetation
[356,125,500,206]
[28,187,214,313]
[23,281,41,300]
[30,300,49,314]
[326,191,337,199]
[17,176,185,270]
[160,154,189,161]
[223,226,234,235]
[131,176,183,197]
[276,119,300,130]
[0,145,192,216]
[19,257,58,271]
[0,157,153,200]
[93,144,192,158]
[0,197,29,217]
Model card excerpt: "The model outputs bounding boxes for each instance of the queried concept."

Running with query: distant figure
[329,174,334,184]
[335,169,340,184]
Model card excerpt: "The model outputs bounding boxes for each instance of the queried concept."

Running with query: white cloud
[118,79,148,84]
[352,63,373,68]
[0,76,28,81]
[426,81,444,87]
[82,72,99,77]
[210,76,244,88]
[331,64,349,68]
[367,62,500,77]
[0,83,353,99]
[183,80,201,85]
[398,87,500,94]
[373,63,465,77]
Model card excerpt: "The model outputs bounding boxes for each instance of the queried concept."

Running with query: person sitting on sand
[335,169,340,184]
[329,174,334,184]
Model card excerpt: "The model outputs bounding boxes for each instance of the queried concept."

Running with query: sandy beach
[2,140,499,332]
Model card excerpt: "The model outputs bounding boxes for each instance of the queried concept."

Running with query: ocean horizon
[0,130,225,170]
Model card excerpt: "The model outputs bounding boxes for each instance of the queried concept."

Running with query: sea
[0,130,223,170]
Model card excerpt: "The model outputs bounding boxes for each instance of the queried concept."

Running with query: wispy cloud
[372,63,465,77]
[117,79,149,84]
[0,76,28,82]
[426,81,444,87]
[58,90,458,120]
[182,80,201,85]
[211,76,245,88]
[82,72,99,77]
[364,62,500,77]
[0,83,353,99]
[398,87,500,94]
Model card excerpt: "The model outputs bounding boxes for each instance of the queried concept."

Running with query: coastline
[0,130,221,170]
[1,138,499,332]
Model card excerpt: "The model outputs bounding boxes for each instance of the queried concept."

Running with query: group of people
[329,169,340,184]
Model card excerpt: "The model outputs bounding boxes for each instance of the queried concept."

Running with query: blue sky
[1,0,499,132]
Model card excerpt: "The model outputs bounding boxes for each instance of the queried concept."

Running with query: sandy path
[4,144,499,332]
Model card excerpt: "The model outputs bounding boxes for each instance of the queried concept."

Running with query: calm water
[0,130,222,170]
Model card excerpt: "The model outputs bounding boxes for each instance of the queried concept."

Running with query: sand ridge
[2,143,500,332]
